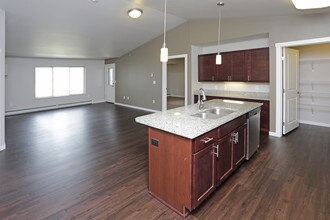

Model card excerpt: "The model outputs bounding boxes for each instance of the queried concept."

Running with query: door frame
[104,63,116,103]
[275,37,330,137]
[162,54,188,111]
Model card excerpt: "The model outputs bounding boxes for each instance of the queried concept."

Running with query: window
[108,67,114,86]
[35,67,85,98]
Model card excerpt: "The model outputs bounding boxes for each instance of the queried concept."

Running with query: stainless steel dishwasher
[246,107,261,160]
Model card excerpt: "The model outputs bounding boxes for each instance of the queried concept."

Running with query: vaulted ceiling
[0,0,329,59]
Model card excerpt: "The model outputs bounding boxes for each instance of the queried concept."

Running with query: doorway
[104,64,116,103]
[275,37,330,137]
[162,54,188,111]
[167,58,185,109]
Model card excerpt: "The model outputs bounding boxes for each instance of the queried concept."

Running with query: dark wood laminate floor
[1,103,329,220]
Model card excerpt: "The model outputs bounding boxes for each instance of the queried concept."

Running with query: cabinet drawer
[193,129,218,153]
[219,115,247,139]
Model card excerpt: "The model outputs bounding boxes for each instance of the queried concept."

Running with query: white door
[104,64,116,103]
[283,48,299,135]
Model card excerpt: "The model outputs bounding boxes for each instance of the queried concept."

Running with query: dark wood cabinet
[198,47,269,82]
[215,117,247,186]
[215,51,246,82]
[245,48,269,82]
[198,53,216,81]
[148,115,248,217]
[232,124,247,167]
[215,136,232,186]
[231,51,247,81]
[215,52,232,81]
[192,145,215,208]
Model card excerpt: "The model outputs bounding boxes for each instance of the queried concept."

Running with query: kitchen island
[135,99,262,217]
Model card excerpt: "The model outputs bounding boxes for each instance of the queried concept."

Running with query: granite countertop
[135,99,262,139]
[193,90,269,101]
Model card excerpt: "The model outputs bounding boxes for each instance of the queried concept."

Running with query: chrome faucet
[197,88,207,111]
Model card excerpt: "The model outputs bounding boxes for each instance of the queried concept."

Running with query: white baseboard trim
[300,120,330,128]
[115,102,160,113]
[269,131,282,138]
[5,100,93,116]
[92,100,106,104]
[167,95,185,98]
[0,144,5,151]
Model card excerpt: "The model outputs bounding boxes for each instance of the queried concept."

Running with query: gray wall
[0,9,5,150]
[167,59,184,97]
[5,57,105,112]
[112,13,330,133]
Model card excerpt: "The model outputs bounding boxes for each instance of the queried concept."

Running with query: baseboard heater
[5,100,93,116]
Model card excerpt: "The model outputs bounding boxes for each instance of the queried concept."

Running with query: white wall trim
[300,120,330,128]
[269,131,282,137]
[0,144,5,151]
[275,36,330,138]
[163,54,188,111]
[115,102,160,113]
[92,100,106,104]
[5,100,93,116]
[167,95,185,98]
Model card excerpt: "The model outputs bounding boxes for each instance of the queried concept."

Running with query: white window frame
[35,66,86,99]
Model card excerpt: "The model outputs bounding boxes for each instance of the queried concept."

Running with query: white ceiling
[0,0,329,59]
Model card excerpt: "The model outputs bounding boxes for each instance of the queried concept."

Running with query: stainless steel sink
[204,107,235,116]
[191,112,220,119]
[192,107,236,119]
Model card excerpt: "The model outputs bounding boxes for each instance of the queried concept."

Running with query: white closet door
[283,48,300,135]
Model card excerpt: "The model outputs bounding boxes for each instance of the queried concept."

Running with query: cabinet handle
[213,145,219,158]
[248,75,250,81]
[212,75,215,81]
[201,137,214,144]
[227,76,229,81]
[231,132,238,144]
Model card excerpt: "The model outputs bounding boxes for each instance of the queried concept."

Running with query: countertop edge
[135,100,262,139]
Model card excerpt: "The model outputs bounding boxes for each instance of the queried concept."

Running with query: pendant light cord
[217,2,222,55]
[163,0,167,48]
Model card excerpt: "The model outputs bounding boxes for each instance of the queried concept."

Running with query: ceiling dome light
[292,0,330,9]
[127,8,143,19]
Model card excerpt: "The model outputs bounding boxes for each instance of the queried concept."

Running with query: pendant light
[160,0,168,63]
[216,2,224,65]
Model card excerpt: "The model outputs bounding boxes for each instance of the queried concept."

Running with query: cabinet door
[198,54,216,81]
[215,135,233,186]
[215,52,231,81]
[231,51,247,81]
[246,48,269,82]
[232,124,247,167]
[192,145,215,208]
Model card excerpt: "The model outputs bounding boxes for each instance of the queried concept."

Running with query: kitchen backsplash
[201,82,270,93]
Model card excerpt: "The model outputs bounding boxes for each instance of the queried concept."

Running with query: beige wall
[112,12,330,132]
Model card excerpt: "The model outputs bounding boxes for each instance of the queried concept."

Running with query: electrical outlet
[127,96,130,100]
[123,96,126,99]
[150,73,154,77]
[152,100,156,104]
[153,80,156,85]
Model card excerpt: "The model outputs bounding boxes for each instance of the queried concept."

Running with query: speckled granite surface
[135,99,262,139]
[194,90,269,101]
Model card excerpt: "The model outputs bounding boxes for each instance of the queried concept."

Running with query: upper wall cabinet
[216,51,247,82]
[245,48,269,82]
[198,47,269,83]
[198,53,216,81]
